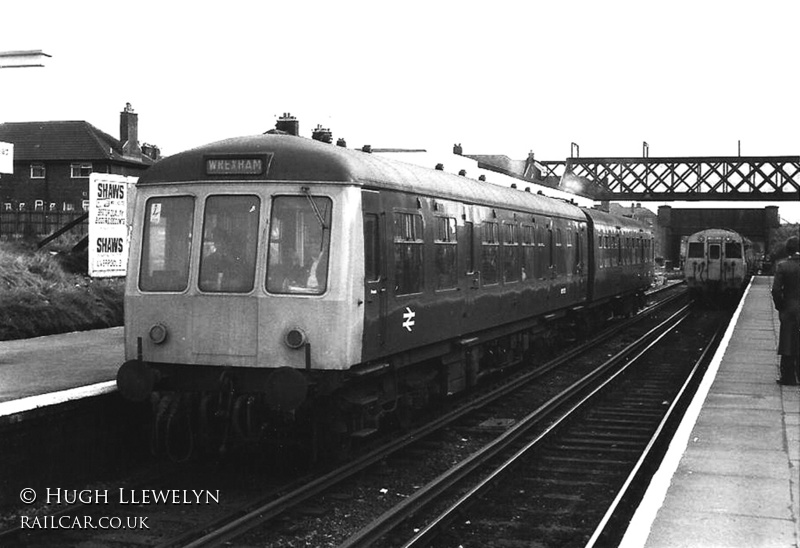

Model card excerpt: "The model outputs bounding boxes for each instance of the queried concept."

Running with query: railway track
[1,283,691,547]
[348,304,728,547]
[169,285,691,547]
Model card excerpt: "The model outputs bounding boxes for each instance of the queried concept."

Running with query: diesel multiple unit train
[683,228,754,299]
[116,134,654,457]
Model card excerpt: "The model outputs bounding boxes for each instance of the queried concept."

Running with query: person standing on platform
[771,235,800,385]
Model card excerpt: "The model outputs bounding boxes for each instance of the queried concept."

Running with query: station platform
[621,276,800,548]
[0,327,123,415]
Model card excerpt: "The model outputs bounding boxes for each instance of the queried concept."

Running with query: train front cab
[119,181,366,411]
[684,229,749,296]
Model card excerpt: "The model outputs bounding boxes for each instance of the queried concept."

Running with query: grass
[0,238,124,341]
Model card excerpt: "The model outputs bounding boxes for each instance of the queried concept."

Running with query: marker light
[284,328,307,349]
[149,323,168,344]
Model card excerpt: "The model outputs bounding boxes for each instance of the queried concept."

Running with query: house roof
[0,120,154,166]
[608,202,657,220]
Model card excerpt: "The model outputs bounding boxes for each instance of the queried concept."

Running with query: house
[0,103,158,213]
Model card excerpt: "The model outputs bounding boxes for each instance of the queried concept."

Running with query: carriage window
[481,221,499,285]
[688,242,704,258]
[267,195,332,294]
[434,216,457,290]
[503,222,520,282]
[725,242,742,259]
[140,196,195,292]
[393,212,424,295]
[709,244,721,260]
[199,195,259,293]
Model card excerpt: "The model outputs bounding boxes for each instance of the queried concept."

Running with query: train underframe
[126,290,646,462]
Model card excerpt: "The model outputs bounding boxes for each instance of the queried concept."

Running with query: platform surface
[622,276,800,548]
[0,327,123,405]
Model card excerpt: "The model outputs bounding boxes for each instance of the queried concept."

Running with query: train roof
[139,134,586,220]
[687,228,745,240]
[581,207,650,231]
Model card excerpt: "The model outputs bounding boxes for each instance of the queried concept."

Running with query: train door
[575,222,588,299]
[362,190,388,357]
[707,238,723,282]
[462,212,480,316]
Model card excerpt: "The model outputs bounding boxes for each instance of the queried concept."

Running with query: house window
[30,163,45,179]
[3,203,11,211]
[82,200,90,211]
[71,163,93,178]
[34,200,44,211]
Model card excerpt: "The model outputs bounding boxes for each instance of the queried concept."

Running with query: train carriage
[117,134,653,456]
[683,227,753,300]
[584,208,653,318]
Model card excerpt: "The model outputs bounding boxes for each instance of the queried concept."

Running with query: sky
[1,0,798,221]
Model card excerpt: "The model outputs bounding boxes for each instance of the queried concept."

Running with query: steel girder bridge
[535,156,800,202]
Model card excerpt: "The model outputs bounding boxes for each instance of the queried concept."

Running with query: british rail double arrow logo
[402,307,416,332]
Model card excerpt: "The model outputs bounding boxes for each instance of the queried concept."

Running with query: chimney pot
[120,103,141,158]
[275,113,300,136]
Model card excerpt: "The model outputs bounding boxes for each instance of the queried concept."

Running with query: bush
[0,240,124,341]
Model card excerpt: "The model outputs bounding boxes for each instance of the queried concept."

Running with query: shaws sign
[205,154,272,176]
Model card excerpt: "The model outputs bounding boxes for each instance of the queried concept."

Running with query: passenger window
[393,212,424,295]
[140,196,194,292]
[199,195,260,293]
[434,216,457,290]
[266,195,331,294]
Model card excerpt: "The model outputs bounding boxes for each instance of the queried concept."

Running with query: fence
[0,210,88,240]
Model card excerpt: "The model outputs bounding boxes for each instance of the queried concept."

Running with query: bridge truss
[537,156,800,201]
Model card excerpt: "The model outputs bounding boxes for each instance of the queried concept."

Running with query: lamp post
[0,50,51,69]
